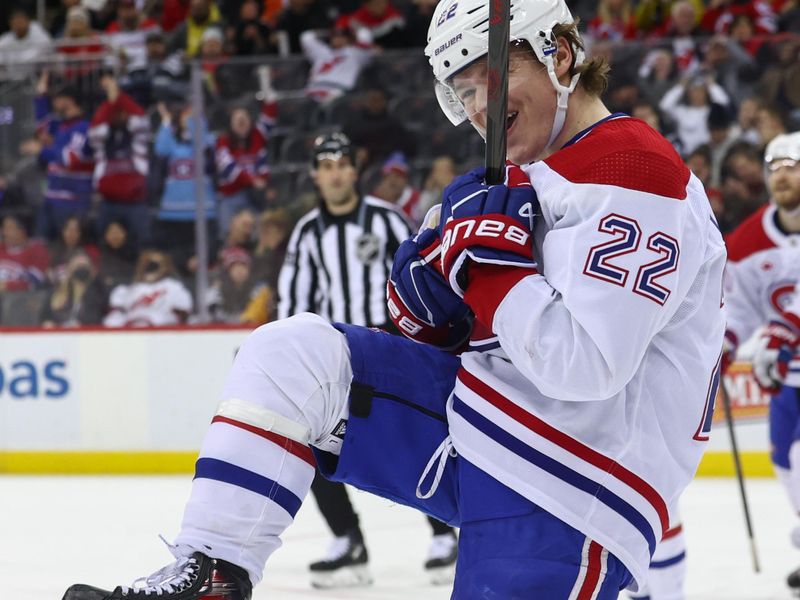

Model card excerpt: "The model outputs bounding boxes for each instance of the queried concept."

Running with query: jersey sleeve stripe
[570,539,608,600]
[458,368,669,534]
[568,538,608,600]
[194,457,303,518]
[452,395,658,555]
[649,550,686,569]
[211,415,316,467]
[661,524,683,540]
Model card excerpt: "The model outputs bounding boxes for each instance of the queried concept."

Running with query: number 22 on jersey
[581,212,716,440]
[582,213,680,306]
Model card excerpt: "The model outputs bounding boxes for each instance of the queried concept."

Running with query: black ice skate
[788,565,800,593]
[62,552,251,600]
[309,528,372,589]
[424,531,458,585]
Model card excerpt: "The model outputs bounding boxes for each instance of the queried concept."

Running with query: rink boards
[0,328,773,477]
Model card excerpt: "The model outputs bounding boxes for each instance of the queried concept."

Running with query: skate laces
[120,555,199,596]
[427,533,456,560]
[416,437,457,500]
[324,535,355,561]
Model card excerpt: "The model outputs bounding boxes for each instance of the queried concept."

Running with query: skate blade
[310,565,373,589]
[427,563,456,586]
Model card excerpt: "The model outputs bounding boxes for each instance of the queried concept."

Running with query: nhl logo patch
[356,233,381,264]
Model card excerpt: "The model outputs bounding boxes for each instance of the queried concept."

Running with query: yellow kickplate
[0,450,774,477]
[696,451,774,478]
[0,452,197,474]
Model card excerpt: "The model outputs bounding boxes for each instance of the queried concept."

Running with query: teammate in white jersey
[722,132,800,371]
[730,132,800,592]
[62,1,725,599]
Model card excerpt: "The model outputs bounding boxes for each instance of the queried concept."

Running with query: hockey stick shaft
[720,375,760,572]
[485,0,510,185]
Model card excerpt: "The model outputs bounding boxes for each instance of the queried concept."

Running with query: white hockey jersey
[447,115,726,589]
[300,31,373,102]
[723,204,800,348]
[104,277,193,327]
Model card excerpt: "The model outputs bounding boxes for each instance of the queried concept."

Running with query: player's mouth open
[506,111,518,131]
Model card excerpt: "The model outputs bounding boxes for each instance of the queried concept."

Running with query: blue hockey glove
[387,227,472,350]
[439,164,539,297]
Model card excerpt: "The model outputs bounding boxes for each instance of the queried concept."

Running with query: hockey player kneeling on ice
[729,132,800,595]
[61,1,725,598]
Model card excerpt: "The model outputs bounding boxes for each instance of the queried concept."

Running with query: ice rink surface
[2,475,798,600]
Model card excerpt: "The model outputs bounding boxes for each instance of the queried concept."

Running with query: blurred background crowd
[0,0,798,328]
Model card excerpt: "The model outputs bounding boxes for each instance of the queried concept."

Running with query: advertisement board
[700,362,772,476]
[0,329,775,477]
[0,327,251,473]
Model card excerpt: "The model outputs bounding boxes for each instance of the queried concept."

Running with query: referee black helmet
[312,132,352,169]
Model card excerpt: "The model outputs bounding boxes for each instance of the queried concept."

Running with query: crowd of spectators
[0,0,798,327]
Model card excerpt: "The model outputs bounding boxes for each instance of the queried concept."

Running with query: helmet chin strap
[463,41,585,153]
[470,65,580,152]
[547,84,570,149]
[544,59,581,150]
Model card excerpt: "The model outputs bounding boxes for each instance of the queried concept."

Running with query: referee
[277,132,458,588]
[278,132,410,327]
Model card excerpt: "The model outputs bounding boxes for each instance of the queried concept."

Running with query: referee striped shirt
[277,195,413,326]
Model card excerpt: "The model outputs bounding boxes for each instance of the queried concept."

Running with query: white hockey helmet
[765,131,800,171]
[424,0,585,147]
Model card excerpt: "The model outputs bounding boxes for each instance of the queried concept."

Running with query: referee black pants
[311,471,454,538]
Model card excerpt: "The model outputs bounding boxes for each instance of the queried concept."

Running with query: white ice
[1,476,797,599]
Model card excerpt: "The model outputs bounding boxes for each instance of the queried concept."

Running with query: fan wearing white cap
[59,2,726,599]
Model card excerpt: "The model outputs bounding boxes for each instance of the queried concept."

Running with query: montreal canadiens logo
[769,282,796,312]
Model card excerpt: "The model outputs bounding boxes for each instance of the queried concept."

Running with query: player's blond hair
[553,21,610,97]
